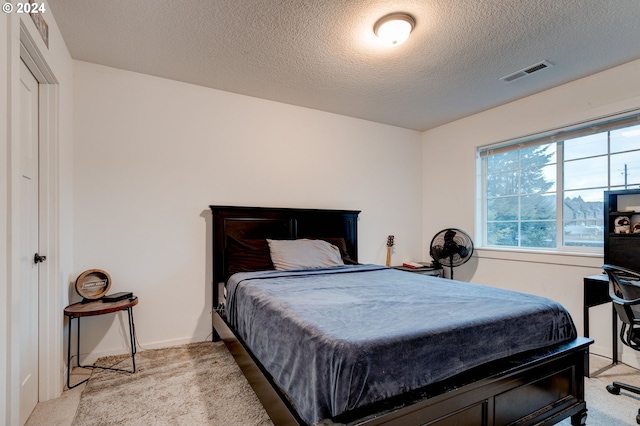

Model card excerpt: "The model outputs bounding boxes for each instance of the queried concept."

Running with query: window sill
[475,247,603,268]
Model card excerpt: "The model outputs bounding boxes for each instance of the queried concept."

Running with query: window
[478,112,640,251]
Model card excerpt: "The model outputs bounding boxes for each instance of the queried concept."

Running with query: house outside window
[478,112,640,252]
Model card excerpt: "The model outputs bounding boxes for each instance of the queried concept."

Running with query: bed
[209,205,592,425]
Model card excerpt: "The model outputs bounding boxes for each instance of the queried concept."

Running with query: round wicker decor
[75,269,111,299]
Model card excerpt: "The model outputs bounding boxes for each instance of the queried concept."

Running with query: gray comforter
[225,265,577,424]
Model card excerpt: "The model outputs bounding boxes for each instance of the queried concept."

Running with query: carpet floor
[557,357,640,426]
[25,343,640,426]
[71,341,272,426]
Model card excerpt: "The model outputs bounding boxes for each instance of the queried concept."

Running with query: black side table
[393,265,443,277]
[64,296,138,388]
[583,275,617,377]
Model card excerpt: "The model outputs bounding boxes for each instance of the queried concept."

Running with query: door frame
[17,18,61,407]
[1,13,62,425]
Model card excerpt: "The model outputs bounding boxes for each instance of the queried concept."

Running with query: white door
[19,59,40,425]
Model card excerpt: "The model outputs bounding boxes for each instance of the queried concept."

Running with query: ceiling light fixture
[374,13,415,46]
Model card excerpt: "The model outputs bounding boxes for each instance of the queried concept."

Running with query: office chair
[602,264,640,424]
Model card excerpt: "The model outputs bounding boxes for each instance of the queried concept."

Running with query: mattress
[225,264,577,424]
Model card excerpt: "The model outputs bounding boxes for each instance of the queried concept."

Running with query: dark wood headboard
[209,205,360,307]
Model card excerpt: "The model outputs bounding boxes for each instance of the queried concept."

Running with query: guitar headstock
[387,235,395,247]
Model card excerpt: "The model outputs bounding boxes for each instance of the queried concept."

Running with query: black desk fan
[429,228,474,279]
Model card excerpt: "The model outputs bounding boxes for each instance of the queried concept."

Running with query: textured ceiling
[47,0,640,131]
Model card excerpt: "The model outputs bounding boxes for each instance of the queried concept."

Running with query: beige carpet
[558,357,640,425]
[72,341,272,426]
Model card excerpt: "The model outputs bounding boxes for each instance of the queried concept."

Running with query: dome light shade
[374,13,415,46]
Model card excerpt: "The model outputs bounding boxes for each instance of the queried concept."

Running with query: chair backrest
[602,264,640,327]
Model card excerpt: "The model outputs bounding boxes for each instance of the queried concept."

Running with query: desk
[583,275,617,376]
[64,297,138,389]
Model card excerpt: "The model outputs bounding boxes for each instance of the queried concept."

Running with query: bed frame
[209,205,592,426]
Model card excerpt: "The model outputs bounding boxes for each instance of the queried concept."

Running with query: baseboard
[589,342,613,359]
[73,333,212,366]
[621,351,640,370]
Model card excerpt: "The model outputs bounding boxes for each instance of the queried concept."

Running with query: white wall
[422,58,640,363]
[72,61,422,361]
[1,4,75,425]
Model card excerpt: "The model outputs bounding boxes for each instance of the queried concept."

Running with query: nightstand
[64,296,138,389]
[393,265,443,277]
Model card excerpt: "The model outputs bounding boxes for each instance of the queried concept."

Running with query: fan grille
[430,228,474,268]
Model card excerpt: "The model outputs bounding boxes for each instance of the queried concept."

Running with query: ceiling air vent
[500,60,553,83]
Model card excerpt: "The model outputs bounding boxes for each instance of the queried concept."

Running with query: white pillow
[267,239,345,271]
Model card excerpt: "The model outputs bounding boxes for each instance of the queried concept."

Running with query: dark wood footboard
[214,311,591,426]
[335,336,591,426]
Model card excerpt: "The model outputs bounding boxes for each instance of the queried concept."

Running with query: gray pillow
[267,239,345,270]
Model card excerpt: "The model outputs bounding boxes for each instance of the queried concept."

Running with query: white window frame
[477,109,640,253]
